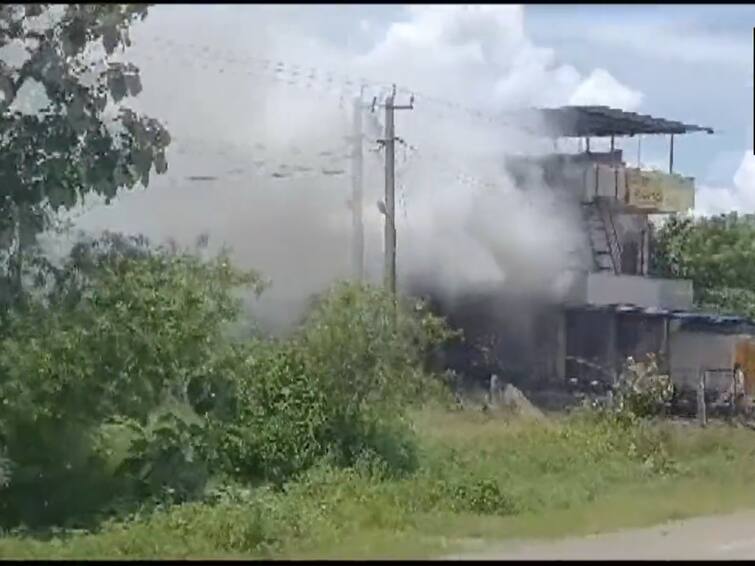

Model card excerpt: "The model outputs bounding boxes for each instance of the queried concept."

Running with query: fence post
[697,370,707,427]
[731,368,737,417]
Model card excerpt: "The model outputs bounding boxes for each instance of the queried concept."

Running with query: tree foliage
[0,231,451,527]
[0,233,261,526]
[652,213,755,318]
[201,283,452,486]
[0,4,169,307]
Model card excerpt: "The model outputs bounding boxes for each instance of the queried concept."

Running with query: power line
[139,35,539,136]
[167,135,356,183]
[136,37,526,196]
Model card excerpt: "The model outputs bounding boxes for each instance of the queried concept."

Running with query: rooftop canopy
[509,105,714,138]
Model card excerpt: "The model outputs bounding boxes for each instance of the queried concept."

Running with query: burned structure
[426,105,755,400]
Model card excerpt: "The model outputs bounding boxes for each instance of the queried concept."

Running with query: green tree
[652,212,755,318]
[0,4,169,308]
[0,232,261,526]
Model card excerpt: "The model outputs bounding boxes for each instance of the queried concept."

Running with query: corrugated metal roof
[510,105,714,138]
[570,303,755,333]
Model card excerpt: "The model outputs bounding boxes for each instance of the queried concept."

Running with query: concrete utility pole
[351,94,365,282]
[377,85,413,296]
[697,371,707,427]
[637,135,642,168]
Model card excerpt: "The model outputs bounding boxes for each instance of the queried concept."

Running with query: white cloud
[695,153,755,216]
[355,5,642,112]
[568,68,643,110]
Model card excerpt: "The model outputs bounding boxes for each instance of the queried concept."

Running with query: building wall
[506,153,677,280]
[614,213,651,276]
[566,272,694,310]
[669,330,736,391]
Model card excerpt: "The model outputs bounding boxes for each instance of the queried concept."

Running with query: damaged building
[427,105,755,401]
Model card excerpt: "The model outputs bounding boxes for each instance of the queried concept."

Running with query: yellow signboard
[626,169,695,213]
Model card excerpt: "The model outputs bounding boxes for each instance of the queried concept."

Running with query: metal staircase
[582,197,622,275]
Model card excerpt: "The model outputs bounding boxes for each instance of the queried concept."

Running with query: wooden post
[697,371,707,427]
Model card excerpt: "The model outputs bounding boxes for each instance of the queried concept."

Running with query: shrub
[217,342,331,485]
[115,412,212,505]
[448,478,518,515]
[0,235,452,528]
[0,232,261,526]
[211,283,449,485]
[614,354,674,418]
[295,282,450,413]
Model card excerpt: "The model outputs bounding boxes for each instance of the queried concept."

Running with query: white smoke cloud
[357,5,641,111]
[66,4,645,331]
[568,68,643,110]
[695,153,755,216]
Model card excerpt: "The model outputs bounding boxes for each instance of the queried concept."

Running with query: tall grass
[3,407,755,559]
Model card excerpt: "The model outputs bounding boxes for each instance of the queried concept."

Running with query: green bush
[448,478,518,515]
[0,232,451,529]
[115,412,211,505]
[209,282,449,485]
[614,355,674,419]
[0,233,261,527]
[294,283,447,469]
[216,342,331,485]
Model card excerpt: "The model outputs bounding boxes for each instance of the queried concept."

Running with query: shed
[565,304,755,396]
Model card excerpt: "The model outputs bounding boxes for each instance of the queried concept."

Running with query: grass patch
[3,407,755,559]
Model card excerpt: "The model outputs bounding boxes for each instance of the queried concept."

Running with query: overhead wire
[139,35,539,136]
[133,35,526,194]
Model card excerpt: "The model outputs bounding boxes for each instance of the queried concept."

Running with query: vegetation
[0,229,753,559]
[2,4,755,560]
[652,213,755,318]
[3,406,755,559]
[613,354,674,419]
[0,4,169,310]
[0,230,450,530]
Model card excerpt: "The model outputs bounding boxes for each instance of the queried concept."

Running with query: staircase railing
[597,198,623,275]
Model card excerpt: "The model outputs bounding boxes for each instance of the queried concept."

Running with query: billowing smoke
[57,5,642,333]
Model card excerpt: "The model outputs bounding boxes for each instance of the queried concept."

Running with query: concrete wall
[585,163,627,202]
[532,308,566,383]
[566,272,694,310]
[614,214,651,276]
[669,330,736,391]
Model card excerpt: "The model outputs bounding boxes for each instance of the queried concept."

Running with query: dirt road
[444,510,755,560]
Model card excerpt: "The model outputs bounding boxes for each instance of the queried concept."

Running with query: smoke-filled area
[41,5,644,334]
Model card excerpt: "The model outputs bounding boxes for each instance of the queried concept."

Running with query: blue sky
[525,4,754,187]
